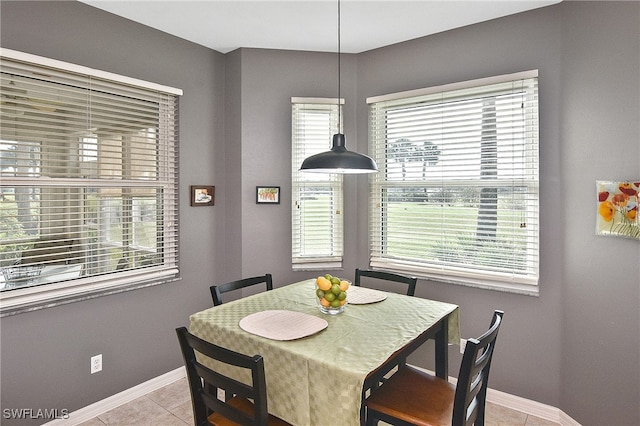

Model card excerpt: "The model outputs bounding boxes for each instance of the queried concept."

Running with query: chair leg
[365,409,378,426]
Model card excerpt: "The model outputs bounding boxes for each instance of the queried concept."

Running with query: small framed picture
[191,185,215,206]
[256,186,280,204]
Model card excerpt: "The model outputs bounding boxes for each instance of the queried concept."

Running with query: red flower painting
[596,181,640,240]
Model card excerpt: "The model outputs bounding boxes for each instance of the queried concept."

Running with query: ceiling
[79,0,561,54]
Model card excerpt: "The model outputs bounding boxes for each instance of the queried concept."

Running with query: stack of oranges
[315,274,349,309]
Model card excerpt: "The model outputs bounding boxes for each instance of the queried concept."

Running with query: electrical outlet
[460,338,467,354]
[91,354,102,374]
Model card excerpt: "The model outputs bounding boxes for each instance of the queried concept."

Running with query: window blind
[367,71,539,294]
[0,48,181,314]
[291,98,344,270]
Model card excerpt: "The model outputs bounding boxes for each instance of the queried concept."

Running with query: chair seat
[366,366,455,426]
[366,311,503,426]
[207,396,291,426]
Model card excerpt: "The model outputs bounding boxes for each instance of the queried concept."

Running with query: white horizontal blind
[368,71,539,294]
[0,50,180,310]
[291,98,343,270]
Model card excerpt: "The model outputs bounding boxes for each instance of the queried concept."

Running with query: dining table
[189,279,460,426]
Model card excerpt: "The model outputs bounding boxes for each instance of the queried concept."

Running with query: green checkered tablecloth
[189,279,459,426]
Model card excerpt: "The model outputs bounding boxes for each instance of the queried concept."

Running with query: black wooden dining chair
[210,274,273,306]
[354,268,417,296]
[176,327,291,426]
[355,268,418,383]
[365,310,504,426]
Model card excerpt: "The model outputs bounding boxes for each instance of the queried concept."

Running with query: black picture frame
[256,186,280,204]
[191,185,215,206]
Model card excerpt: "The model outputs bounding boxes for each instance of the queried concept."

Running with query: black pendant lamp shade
[300,133,378,174]
[299,0,378,174]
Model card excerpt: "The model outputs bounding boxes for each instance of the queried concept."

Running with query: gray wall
[355,3,639,424]
[356,3,566,407]
[559,2,639,422]
[227,48,362,284]
[1,1,638,425]
[0,1,226,423]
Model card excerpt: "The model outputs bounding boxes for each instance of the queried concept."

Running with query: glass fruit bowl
[315,274,350,315]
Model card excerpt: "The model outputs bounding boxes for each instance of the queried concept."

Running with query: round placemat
[239,310,328,340]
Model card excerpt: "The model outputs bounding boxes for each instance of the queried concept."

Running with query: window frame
[291,97,344,270]
[0,48,182,316]
[367,71,539,295]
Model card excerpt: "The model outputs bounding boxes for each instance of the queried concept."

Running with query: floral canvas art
[596,181,640,240]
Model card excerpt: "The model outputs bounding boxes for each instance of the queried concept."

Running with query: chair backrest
[210,274,273,306]
[175,327,269,426]
[453,310,504,426]
[354,268,417,296]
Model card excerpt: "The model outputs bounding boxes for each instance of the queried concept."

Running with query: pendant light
[299,0,378,174]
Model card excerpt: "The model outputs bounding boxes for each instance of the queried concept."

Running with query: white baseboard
[486,386,580,426]
[43,367,186,426]
[46,365,580,426]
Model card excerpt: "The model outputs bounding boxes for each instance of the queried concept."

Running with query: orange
[339,280,350,291]
[320,297,331,307]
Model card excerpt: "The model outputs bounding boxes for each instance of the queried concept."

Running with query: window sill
[0,268,179,317]
[419,273,539,296]
[292,259,343,271]
[369,260,539,296]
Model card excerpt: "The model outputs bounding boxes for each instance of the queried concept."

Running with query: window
[367,71,539,295]
[0,48,181,315]
[291,98,343,270]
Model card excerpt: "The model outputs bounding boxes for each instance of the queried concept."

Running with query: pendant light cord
[337,0,342,134]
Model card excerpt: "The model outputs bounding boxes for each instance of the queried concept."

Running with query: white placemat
[347,286,388,304]
[239,310,328,341]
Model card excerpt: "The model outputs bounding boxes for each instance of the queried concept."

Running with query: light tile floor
[79,378,560,426]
